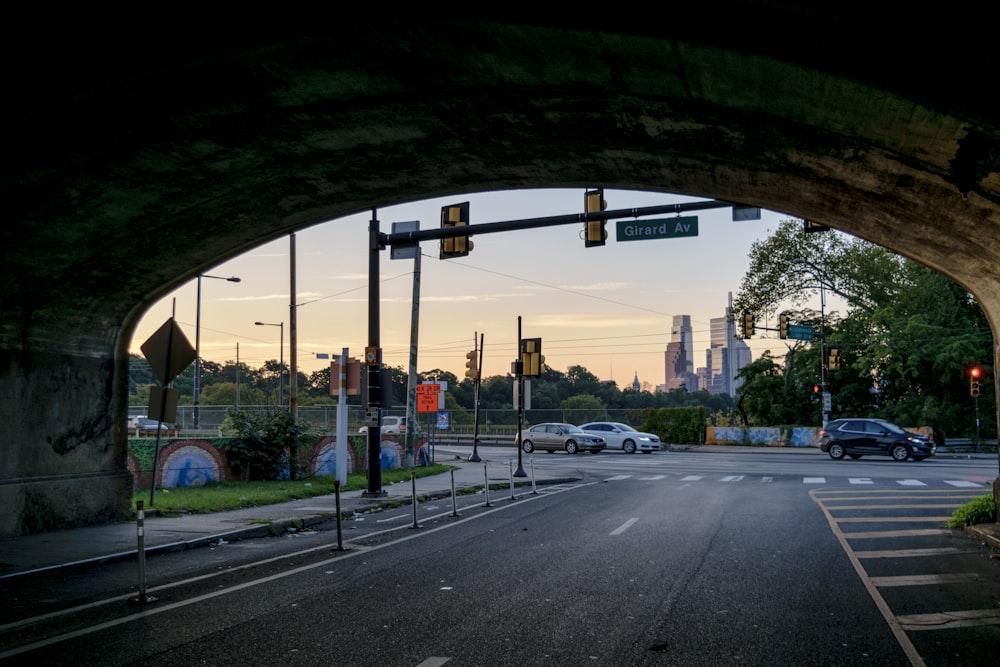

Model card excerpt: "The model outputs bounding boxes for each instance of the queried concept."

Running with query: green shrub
[946,494,996,528]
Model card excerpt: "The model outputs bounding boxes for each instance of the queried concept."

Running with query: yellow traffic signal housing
[521,337,543,376]
[779,313,790,339]
[584,188,607,247]
[741,312,755,339]
[465,349,479,381]
[827,347,840,370]
[970,366,983,396]
[440,202,473,258]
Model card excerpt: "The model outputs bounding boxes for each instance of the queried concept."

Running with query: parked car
[579,421,660,454]
[128,416,177,434]
[358,415,419,435]
[519,423,606,454]
[817,418,936,461]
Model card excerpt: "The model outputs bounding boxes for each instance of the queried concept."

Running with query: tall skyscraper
[671,315,694,374]
[704,293,751,395]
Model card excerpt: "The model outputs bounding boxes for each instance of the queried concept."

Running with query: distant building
[702,293,751,395]
[660,315,698,392]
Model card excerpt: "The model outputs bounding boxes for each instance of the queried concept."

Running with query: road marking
[803,477,825,484]
[719,475,744,482]
[681,476,702,481]
[896,608,1000,631]
[610,518,639,535]
[896,479,927,486]
[848,478,873,485]
[638,475,665,480]
[416,658,452,666]
[605,475,631,481]
[854,547,971,558]
[870,573,983,587]
[944,480,984,487]
[843,528,950,539]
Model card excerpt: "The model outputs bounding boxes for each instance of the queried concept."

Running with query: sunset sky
[129,189,803,391]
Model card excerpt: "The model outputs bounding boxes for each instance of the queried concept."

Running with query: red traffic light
[970,367,982,378]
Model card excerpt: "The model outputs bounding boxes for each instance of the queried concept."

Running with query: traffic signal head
[584,188,607,247]
[741,312,755,338]
[465,349,479,381]
[827,347,840,370]
[521,337,543,376]
[779,313,790,339]
[440,202,473,258]
[969,367,983,396]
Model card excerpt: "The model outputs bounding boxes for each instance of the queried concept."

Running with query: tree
[560,394,606,424]
[735,219,995,437]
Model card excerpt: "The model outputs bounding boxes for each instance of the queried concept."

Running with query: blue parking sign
[436,412,449,430]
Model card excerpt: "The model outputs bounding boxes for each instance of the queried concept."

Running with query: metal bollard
[130,501,157,605]
[449,469,460,517]
[334,479,344,550]
[410,472,421,529]
[483,462,492,507]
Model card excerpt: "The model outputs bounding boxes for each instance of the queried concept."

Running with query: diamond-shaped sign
[140,318,196,385]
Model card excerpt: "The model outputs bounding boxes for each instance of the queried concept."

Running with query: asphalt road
[3,449,998,665]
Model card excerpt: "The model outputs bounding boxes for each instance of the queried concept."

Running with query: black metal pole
[364,210,386,497]
[515,316,526,477]
[469,332,483,462]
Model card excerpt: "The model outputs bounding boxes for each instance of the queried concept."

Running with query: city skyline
[128,189,803,392]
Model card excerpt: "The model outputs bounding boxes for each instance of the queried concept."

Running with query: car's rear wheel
[828,442,846,460]
[891,444,910,461]
[565,440,579,454]
[623,440,636,454]
[521,440,534,454]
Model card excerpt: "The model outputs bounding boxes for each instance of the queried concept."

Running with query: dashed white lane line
[610,518,639,535]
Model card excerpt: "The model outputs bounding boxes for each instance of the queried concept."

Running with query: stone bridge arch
[3,15,999,535]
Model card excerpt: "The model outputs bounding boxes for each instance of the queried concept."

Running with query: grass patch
[132,464,453,514]
[945,493,997,528]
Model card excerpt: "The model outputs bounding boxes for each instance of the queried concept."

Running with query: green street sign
[788,324,814,341]
[616,216,698,242]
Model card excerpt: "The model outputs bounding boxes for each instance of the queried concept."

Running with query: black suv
[817,418,936,461]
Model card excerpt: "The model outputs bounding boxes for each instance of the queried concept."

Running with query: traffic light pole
[383,199,747,248]
[514,316,527,477]
[469,332,484,463]
[364,210,386,498]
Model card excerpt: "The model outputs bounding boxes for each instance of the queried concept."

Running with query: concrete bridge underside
[4,13,1000,535]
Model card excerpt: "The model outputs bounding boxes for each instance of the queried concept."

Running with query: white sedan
[578,422,660,454]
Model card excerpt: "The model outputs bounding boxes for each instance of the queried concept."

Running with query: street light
[255,321,284,408]
[195,274,240,429]
[792,258,832,426]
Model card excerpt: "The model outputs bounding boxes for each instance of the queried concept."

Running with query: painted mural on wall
[128,434,428,490]
[706,426,820,448]
[160,442,225,488]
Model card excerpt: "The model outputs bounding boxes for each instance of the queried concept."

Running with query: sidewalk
[0,451,578,580]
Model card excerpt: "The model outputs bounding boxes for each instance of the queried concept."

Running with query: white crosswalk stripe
[598,475,987,488]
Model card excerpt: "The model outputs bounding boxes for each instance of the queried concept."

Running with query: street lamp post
[195,274,240,429]
[793,258,832,427]
[255,321,284,408]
